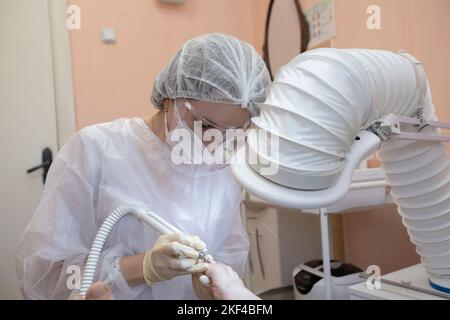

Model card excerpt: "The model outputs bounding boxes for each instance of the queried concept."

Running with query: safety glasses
[175,99,252,133]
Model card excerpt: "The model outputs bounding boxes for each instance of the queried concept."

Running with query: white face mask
[164,102,227,170]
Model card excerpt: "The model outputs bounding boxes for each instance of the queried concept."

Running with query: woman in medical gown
[15,33,271,300]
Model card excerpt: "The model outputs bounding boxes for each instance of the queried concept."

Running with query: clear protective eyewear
[175,99,252,133]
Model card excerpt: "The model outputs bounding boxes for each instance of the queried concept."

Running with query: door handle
[27,147,53,185]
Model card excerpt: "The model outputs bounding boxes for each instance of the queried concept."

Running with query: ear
[162,98,171,112]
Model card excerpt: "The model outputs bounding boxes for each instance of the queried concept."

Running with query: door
[0,0,59,299]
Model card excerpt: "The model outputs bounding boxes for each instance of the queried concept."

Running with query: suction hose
[79,206,210,298]
[79,207,134,297]
[253,48,450,291]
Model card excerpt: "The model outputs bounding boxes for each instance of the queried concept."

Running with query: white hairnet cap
[151,33,271,116]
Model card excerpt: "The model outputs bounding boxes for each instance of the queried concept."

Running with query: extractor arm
[369,113,450,143]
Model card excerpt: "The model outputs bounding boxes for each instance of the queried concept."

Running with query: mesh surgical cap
[151,33,271,116]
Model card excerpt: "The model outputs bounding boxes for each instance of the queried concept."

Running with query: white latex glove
[205,263,260,300]
[143,233,208,285]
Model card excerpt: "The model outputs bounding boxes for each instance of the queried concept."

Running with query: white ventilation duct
[249,48,450,292]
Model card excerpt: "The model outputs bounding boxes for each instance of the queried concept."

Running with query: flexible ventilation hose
[254,48,450,290]
[379,128,450,291]
[79,207,134,297]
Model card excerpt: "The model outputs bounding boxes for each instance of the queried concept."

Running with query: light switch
[101,27,116,44]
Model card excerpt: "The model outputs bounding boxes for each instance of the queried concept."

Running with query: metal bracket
[369,114,450,143]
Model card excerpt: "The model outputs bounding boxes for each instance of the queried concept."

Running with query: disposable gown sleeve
[212,202,250,279]
[15,130,145,300]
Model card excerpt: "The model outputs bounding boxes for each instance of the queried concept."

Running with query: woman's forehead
[188,100,250,121]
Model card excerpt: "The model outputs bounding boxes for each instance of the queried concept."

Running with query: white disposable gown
[16,117,249,300]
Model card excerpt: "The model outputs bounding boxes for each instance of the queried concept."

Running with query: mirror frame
[263,0,310,80]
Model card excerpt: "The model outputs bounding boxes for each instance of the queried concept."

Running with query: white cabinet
[246,207,322,294]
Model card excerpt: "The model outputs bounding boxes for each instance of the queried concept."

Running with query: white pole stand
[320,207,332,300]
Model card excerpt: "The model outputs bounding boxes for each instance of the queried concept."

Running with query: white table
[349,264,447,300]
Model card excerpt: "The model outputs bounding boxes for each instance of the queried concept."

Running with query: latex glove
[143,233,208,285]
[205,263,260,300]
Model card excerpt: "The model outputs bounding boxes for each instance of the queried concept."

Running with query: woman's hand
[71,282,114,300]
[194,262,260,300]
[85,282,114,300]
[192,272,215,300]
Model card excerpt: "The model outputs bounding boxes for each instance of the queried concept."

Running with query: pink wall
[407,0,450,124]
[331,0,450,124]
[343,206,420,274]
[251,0,270,56]
[69,0,255,128]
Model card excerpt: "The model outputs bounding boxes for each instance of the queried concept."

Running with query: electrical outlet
[101,27,116,44]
